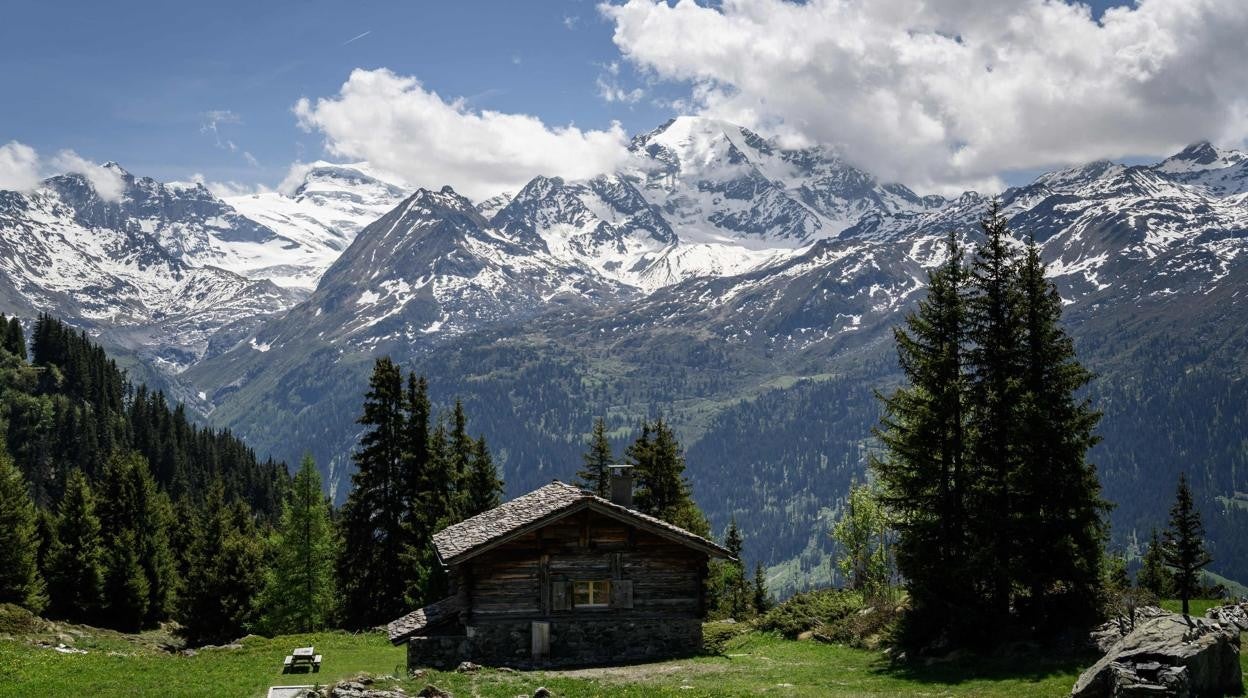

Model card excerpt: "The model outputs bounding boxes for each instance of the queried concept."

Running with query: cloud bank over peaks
[0,142,126,202]
[292,68,634,200]
[602,0,1248,195]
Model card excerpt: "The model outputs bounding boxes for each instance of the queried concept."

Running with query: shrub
[755,589,864,639]
[813,603,903,649]
[702,620,752,653]
[0,603,42,635]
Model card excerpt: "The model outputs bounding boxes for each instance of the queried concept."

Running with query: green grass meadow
[1,600,1244,697]
[0,630,1091,698]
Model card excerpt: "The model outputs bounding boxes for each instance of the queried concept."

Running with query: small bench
[282,647,321,673]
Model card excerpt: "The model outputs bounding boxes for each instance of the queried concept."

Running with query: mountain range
[2,116,1246,593]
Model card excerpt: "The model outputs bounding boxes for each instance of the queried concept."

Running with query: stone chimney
[608,464,634,508]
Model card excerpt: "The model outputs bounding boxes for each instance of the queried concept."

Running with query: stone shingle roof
[431,480,731,564]
[386,595,462,643]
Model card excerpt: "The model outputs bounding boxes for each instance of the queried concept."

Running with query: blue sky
[3,0,1239,197]
[0,0,671,186]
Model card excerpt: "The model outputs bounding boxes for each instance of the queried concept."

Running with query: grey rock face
[1206,603,1248,632]
[1072,612,1242,697]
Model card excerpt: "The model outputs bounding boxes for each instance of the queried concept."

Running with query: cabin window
[573,580,611,607]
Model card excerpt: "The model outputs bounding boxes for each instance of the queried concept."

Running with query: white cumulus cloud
[602,0,1248,194]
[293,68,633,200]
[0,143,129,201]
[51,150,127,202]
[0,141,41,192]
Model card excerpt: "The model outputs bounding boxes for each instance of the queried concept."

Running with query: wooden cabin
[387,468,732,669]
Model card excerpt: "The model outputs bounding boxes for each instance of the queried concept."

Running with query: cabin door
[531,621,550,661]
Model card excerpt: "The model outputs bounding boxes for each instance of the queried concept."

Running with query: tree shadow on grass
[869,650,1097,687]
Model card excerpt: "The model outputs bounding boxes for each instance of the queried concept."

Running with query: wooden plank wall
[464,510,705,622]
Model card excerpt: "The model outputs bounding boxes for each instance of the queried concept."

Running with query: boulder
[1206,603,1248,632]
[1091,606,1172,653]
[327,681,409,698]
[1072,613,1241,697]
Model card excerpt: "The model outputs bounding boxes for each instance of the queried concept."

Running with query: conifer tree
[408,416,455,605]
[215,502,265,638]
[1137,529,1173,598]
[97,452,176,629]
[1163,473,1212,616]
[424,415,456,531]
[1013,239,1107,628]
[257,456,337,634]
[399,373,433,609]
[463,436,503,517]
[102,528,149,631]
[34,508,58,593]
[402,374,432,535]
[178,481,263,645]
[46,469,105,622]
[577,417,614,497]
[631,418,710,537]
[336,358,408,628]
[2,315,26,359]
[872,232,972,640]
[168,495,199,582]
[721,518,749,618]
[0,441,45,613]
[752,562,773,615]
[449,400,475,519]
[966,202,1024,622]
[724,517,744,561]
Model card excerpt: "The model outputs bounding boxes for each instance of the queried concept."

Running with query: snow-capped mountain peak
[224,161,409,290]
[1155,141,1246,173]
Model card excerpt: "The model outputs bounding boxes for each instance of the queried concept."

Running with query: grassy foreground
[0,629,1091,698]
[2,599,1243,697]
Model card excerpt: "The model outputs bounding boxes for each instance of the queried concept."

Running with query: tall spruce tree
[177,481,263,645]
[577,417,614,497]
[752,562,773,615]
[336,358,409,628]
[966,202,1025,623]
[722,518,749,618]
[1013,239,1108,630]
[449,400,475,520]
[258,456,337,635]
[2,315,26,360]
[34,509,58,598]
[876,217,1107,645]
[46,469,106,623]
[97,452,176,630]
[872,231,972,641]
[399,374,434,609]
[413,415,456,605]
[1163,473,1212,616]
[0,440,45,613]
[463,436,502,517]
[630,418,710,537]
[101,529,149,631]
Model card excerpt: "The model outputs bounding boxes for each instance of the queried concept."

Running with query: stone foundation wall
[405,617,703,670]
[407,635,471,671]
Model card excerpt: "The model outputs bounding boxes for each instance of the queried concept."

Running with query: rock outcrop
[1206,602,1248,633]
[1090,606,1173,653]
[1072,612,1242,697]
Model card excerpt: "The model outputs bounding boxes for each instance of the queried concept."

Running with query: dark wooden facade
[388,481,730,669]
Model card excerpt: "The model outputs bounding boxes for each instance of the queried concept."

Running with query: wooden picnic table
[282,646,322,673]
